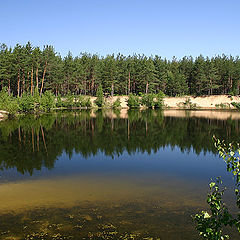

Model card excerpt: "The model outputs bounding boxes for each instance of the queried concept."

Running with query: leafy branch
[194,137,240,239]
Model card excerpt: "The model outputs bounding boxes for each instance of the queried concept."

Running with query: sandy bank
[164,95,240,109]
[0,110,8,121]
[100,95,240,109]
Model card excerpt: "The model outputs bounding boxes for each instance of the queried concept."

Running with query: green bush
[63,93,75,108]
[56,95,63,108]
[177,97,197,109]
[215,103,231,109]
[95,84,104,107]
[33,89,41,110]
[84,97,92,108]
[18,93,35,112]
[40,91,56,112]
[154,91,165,109]
[141,94,154,108]
[74,95,83,107]
[0,88,19,115]
[194,137,240,239]
[127,94,141,108]
[112,97,121,109]
[231,102,240,110]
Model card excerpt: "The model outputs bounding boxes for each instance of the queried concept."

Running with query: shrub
[84,97,92,108]
[154,91,165,109]
[194,137,240,239]
[0,88,19,115]
[215,103,231,109]
[56,95,63,108]
[74,95,84,107]
[95,84,104,107]
[141,94,154,108]
[177,97,197,109]
[33,89,41,110]
[18,92,35,112]
[231,102,240,110]
[112,97,121,109]
[63,93,75,108]
[6,100,19,115]
[40,91,56,112]
[0,87,9,108]
[127,94,141,108]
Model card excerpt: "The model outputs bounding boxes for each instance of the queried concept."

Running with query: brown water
[0,109,239,239]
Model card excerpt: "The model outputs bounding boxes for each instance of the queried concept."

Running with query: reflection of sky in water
[1,146,233,187]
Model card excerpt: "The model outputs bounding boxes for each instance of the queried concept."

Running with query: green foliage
[40,91,56,112]
[77,96,92,108]
[231,102,240,110]
[56,95,63,108]
[141,94,155,108]
[215,103,231,109]
[177,97,198,109]
[63,93,75,108]
[95,84,104,107]
[18,93,35,112]
[127,94,141,108]
[1,42,240,97]
[154,91,165,109]
[33,89,41,110]
[194,137,240,239]
[0,87,19,115]
[84,97,92,108]
[112,97,121,109]
[194,178,232,240]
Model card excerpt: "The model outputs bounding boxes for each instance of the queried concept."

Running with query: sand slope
[103,95,240,109]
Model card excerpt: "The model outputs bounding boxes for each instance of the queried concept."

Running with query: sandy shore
[0,95,239,121]
[102,95,240,109]
[164,95,240,109]
[0,110,8,121]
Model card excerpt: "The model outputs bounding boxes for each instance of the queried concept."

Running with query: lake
[0,109,239,240]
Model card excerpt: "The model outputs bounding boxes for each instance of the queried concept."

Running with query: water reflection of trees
[0,110,239,175]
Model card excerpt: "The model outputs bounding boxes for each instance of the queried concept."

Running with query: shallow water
[0,109,239,239]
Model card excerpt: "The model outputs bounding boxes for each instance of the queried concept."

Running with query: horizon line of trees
[1,42,240,97]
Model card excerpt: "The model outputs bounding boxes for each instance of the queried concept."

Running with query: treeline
[1,42,240,97]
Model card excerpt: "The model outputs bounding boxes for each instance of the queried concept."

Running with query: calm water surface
[0,109,239,240]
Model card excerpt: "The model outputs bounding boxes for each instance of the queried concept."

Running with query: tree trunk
[27,70,30,92]
[36,67,39,91]
[111,82,114,97]
[237,80,240,95]
[22,69,25,96]
[128,72,131,95]
[30,66,34,95]
[17,68,20,97]
[8,79,11,95]
[133,80,136,93]
[210,78,212,95]
[146,80,149,94]
[91,78,95,95]
[40,62,47,96]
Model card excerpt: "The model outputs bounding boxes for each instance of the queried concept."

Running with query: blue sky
[1,0,239,59]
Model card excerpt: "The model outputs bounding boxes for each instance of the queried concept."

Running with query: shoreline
[0,95,240,120]
[101,94,240,109]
